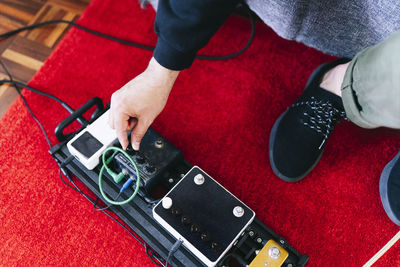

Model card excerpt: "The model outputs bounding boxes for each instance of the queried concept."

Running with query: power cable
[0,7,255,61]
[0,79,74,113]
[0,60,53,148]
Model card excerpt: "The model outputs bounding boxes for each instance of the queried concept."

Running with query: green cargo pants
[341,30,400,129]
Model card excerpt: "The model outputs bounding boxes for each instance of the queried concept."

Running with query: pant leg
[341,30,400,129]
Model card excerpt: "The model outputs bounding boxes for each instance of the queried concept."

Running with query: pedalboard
[50,98,309,267]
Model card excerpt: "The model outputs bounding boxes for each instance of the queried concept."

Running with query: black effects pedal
[153,166,255,267]
[113,128,183,194]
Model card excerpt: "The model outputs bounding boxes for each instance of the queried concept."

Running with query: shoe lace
[292,96,346,150]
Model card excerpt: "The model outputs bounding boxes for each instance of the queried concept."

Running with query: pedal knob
[171,207,182,216]
[211,242,221,251]
[145,165,156,174]
[181,215,191,225]
[200,232,211,242]
[190,224,201,233]
[162,197,173,209]
[136,155,146,164]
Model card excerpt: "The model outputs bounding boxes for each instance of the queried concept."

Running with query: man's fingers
[108,109,115,129]
[114,111,130,150]
[130,119,151,151]
[127,117,138,131]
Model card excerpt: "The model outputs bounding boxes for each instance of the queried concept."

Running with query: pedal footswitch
[249,239,289,267]
[153,166,255,267]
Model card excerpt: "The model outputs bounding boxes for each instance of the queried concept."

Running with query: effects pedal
[226,220,309,267]
[153,166,255,267]
[249,240,288,267]
[67,110,116,170]
[113,128,183,193]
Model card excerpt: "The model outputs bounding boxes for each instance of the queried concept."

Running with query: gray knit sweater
[247,0,400,58]
[147,0,400,69]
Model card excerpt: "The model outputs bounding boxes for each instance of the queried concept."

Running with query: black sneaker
[269,58,350,182]
[379,151,400,226]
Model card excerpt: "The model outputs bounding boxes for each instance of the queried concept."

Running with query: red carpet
[0,0,399,266]
[378,239,400,265]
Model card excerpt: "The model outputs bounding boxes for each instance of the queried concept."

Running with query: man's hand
[109,57,180,150]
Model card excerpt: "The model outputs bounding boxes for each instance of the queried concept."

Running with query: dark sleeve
[153,0,240,70]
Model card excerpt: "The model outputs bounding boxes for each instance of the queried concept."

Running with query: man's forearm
[147,57,180,84]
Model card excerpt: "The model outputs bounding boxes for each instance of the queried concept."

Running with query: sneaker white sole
[379,152,400,226]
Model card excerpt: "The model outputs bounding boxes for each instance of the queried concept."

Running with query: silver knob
[194,174,205,185]
[268,246,281,259]
[233,206,244,217]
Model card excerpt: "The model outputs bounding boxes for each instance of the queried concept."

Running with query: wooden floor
[0,0,91,117]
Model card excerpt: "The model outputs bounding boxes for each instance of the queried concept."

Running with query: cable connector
[120,177,133,193]
[164,239,183,267]
[113,172,125,183]
[120,170,139,193]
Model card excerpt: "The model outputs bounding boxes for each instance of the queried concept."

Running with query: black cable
[164,239,183,267]
[0,8,255,61]
[0,20,154,51]
[196,7,255,60]
[0,78,90,127]
[0,60,53,148]
[58,168,83,194]
[149,248,166,266]
[93,192,122,211]
[146,245,165,267]
[93,197,111,211]
[0,79,74,113]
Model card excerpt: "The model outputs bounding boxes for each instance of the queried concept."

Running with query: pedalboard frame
[49,97,309,267]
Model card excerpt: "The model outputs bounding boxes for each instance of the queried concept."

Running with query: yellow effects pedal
[249,239,289,267]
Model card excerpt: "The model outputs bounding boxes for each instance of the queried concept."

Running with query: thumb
[130,119,150,151]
